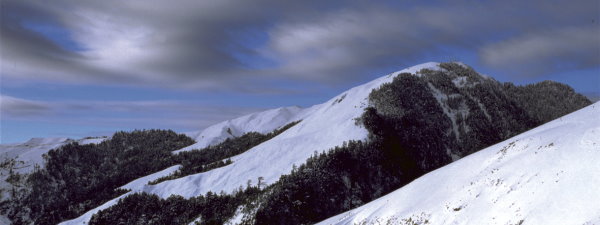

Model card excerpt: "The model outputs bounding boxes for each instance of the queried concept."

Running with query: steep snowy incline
[318,102,600,225]
[175,106,305,153]
[142,62,442,198]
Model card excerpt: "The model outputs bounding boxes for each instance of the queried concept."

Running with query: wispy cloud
[261,1,600,80]
[480,26,600,76]
[0,95,264,131]
[0,95,52,117]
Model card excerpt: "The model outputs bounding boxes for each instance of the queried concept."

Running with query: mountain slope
[60,62,591,225]
[251,63,589,224]
[318,102,600,225]
[60,62,442,225]
[131,62,445,198]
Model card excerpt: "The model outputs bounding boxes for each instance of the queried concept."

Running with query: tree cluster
[89,185,261,225]
[4,130,194,225]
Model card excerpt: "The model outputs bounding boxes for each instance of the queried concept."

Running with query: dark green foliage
[420,63,540,156]
[89,186,262,225]
[368,73,453,170]
[8,130,194,225]
[150,121,301,184]
[255,140,418,225]
[504,80,591,123]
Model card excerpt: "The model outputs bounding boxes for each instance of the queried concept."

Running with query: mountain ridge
[1,62,592,225]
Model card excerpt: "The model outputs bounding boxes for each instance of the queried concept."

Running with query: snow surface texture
[0,137,106,174]
[318,102,600,225]
[61,62,442,225]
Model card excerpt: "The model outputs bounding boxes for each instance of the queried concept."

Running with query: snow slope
[61,62,442,225]
[52,166,183,225]
[143,62,442,198]
[120,165,182,191]
[0,137,106,174]
[318,102,600,225]
[175,106,305,153]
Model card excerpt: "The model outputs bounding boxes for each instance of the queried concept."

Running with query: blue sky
[1,0,599,143]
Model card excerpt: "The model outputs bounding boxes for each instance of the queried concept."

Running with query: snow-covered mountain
[60,62,444,225]
[318,102,600,225]
[5,62,592,225]
[0,137,106,174]
[58,62,593,225]
[139,62,445,198]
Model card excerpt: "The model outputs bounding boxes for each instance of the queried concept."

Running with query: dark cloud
[1,0,598,89]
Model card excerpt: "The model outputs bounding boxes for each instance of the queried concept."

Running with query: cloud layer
[1,0,599,89]
[0,94,263,130]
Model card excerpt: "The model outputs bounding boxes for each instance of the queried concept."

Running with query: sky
[1,0,599,144]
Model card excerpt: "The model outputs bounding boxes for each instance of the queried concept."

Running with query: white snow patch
[120,165,182,191]
[427,82,461,142]
[445,148,461,161]
[465,93,492,121]
[452,76,468,88]
[224,206,245,225]
[77,137,106,145]
[318,102,600,225]
[188,216,202,225]
[0,215,11,225]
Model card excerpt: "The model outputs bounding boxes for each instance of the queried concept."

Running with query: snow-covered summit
[318,102,600,225]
